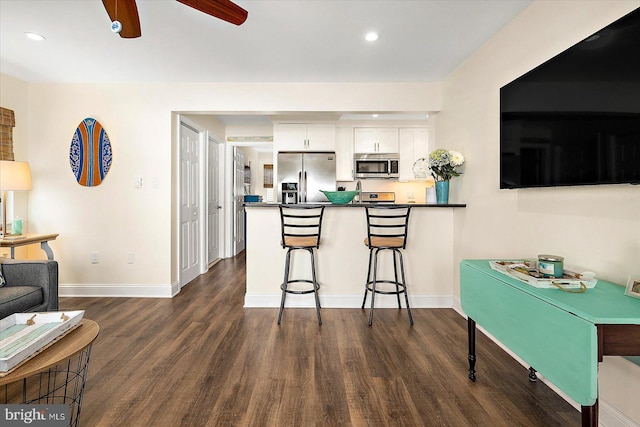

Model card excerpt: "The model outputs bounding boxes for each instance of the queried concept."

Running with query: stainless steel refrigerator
[277,152,336,203]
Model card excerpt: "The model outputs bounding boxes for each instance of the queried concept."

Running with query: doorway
[179,118,226,287]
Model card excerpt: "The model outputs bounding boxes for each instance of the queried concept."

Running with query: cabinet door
[306,124,336,151]
[276,123,335,151]
[376,128,399,153]
[335,127,354,181]
[399,128,428,180]
[354,128,378,153]
[275,124,308,151]
[354,128,398,153]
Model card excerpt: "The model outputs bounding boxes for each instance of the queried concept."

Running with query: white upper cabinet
[398,128,429,181]
[275,123,336,151]
[353,128,399,153]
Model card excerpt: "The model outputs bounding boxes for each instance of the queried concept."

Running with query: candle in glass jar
[12,217,23,235]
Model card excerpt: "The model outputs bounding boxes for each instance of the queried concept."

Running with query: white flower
[449,151,465,167]
[425,148,465,181]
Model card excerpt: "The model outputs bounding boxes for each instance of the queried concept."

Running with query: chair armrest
[0,259,59,311]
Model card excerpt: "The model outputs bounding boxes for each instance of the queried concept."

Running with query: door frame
[207,134,224,267]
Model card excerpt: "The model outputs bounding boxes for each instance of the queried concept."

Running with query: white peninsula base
[244,204,463,309]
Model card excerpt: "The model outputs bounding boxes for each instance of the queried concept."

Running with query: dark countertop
[244,202,466,208]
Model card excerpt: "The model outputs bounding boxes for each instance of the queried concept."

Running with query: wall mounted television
[500,7,640,189]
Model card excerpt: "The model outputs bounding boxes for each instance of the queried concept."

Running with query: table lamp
[0,160,32,238]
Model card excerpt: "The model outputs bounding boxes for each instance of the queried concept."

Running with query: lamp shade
[0,160,32,191]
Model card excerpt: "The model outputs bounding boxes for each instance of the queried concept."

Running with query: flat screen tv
[500,7,640,189]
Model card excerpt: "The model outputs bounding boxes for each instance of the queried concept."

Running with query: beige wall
[441,0,640,422]
[0,78,441,292]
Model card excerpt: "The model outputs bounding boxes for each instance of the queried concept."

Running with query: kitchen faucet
[355,180,362,203]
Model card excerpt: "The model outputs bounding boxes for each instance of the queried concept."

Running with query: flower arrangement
[426,148,465,181]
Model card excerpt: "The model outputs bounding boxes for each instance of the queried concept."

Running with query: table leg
[468,317,476,382]
[581,400,598,427]
[40,241,54,260]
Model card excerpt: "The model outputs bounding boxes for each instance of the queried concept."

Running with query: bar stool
[277,205,325,325]
[361,205,413,326]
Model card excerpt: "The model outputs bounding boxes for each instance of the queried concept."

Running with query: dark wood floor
[61,252,580,426]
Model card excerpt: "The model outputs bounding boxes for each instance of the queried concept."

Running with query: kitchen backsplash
[337,179,434,204]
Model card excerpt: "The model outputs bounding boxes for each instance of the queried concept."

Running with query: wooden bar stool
[362,205,413,326]
[277,205,325,325]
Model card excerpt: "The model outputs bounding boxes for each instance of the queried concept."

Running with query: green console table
[461,259,640,427]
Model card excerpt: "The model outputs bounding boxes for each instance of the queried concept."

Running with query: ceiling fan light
[111,20,123,33]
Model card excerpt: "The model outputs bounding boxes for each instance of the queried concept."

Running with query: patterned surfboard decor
[70,118,113,186]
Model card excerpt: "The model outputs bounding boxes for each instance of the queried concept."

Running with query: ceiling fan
[102,0,248,38]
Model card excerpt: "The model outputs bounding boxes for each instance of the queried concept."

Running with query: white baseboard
[60,282,180,298]
[244,294,453,308]
[600,400,640,427]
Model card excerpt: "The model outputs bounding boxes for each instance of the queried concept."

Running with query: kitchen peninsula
[244,202,465,308]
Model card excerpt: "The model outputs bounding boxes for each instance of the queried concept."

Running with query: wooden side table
[0,233,59,260]
[0,319,99,427]
[461,260,640,427]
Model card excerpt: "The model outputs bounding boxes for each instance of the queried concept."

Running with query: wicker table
[0,319,99,427]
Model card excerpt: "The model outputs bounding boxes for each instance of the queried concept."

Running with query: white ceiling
[0,0,532,84]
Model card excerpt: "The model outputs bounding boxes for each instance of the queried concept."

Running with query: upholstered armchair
[0,258,58,319]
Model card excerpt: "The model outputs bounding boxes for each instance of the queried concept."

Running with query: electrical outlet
[134,176,143,188]
[407,192,414,199]
[90,252,99,264]
[127,253,135,264]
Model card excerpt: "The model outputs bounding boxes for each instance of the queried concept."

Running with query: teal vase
[435,180,450,204]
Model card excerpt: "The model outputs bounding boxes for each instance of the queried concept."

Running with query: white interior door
[180,123,201,286]
[208,136,221,265]
[233,148,245,255]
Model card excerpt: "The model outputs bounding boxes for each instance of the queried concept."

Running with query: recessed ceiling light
[372,114,379,118]
[25,32,46,41]
[365,32,379,42]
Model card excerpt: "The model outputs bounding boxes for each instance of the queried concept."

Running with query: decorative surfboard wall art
[70,118,113,186]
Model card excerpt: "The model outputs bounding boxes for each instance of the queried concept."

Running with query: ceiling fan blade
[102,0,142,38]
[177,0,248,26]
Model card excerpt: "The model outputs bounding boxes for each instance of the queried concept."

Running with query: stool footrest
[281,279,319,295]
[365,280,407,295]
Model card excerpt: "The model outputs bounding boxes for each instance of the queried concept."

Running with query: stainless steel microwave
[354,153,400,179]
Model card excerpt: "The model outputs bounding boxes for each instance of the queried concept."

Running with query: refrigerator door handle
[298,171,303,203]
[303,171,308,202]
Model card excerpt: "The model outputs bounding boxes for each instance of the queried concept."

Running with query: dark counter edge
[244,202,466,208]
